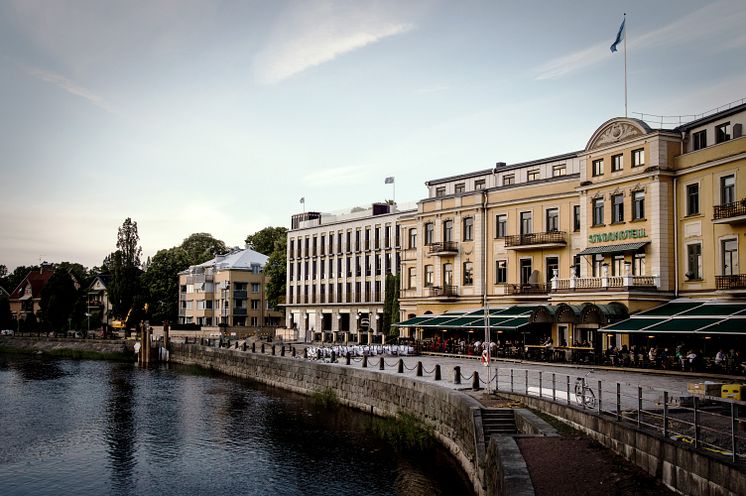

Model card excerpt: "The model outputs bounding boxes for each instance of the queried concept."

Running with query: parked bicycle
[574,371,597,409]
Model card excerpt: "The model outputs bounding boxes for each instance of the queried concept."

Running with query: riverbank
[0,336,135,361]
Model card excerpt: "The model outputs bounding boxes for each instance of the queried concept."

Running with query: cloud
[535,0,746,80]
[26,67,115,113]
[254,2,414,84]
[303,165,372,187]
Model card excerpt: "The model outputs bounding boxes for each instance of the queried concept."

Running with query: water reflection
[105,364,137,495]
[12,356,65,381]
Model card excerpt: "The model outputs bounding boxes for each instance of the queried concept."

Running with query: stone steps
[482,408,516,446]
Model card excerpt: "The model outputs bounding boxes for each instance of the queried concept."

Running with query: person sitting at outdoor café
[686,349,698,371]
[542,336,553,360]
[715,349,726,370]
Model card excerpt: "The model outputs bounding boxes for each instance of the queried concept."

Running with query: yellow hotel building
[398,102,746,356]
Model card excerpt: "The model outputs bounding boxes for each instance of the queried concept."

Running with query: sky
[1,0,745,272]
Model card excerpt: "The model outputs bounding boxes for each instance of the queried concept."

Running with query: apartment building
[178,248,282,330]
[285,203,415,343]
[398,101,746,353]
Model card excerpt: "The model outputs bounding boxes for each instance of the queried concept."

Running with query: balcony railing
[233,308,247,316]
[503,283,548,295]
[504,231,566,248]
[428,285,459,298]
[553,274,658,291]
[716,274,746,290]
[713,199,746,222]
[233,290,247,299]
[428,241,458,255]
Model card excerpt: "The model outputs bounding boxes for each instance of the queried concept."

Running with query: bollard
[416,361,423,377]
[398,359,404,374]
[435,364,441,381]
[346,352,351,366]
[281,346,285,357]
[235,341,238,349]
[379,357,385,370]
[454,366,461,384]
[317,349,321,360]
[292,347,296,357]
[242,342,247,352]
[261,343,265,354]
[272,345,276,356]
[472,371,480,390]
[331,351,336,363]
[362,355,368,368]
[303,348,308,359]
[200,338,204,346]
[252,342,256,353]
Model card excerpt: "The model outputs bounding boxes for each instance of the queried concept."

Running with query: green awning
[438,316,486,327]
[679,304,746,317]
[493,317,530,330]
[493,305,540,316]
[604,317,666,332]
[397,316,436,327]
[419,316,463,327]
[577,241,648,256]
[637,302,702,316]
[703,318,746,335]
[645,318,720,333]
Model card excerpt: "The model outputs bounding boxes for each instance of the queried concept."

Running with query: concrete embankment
[0,336,135,359]
[169,343,489,496]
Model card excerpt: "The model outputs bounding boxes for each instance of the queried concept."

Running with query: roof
[9,267,55,300]
[603,300,746,335]
[192,248,269,271]
[675,102,746,132]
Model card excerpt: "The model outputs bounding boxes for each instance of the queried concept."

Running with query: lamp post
[85,312,91,337]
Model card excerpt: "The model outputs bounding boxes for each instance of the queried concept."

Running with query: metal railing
[428,241,459,254]
[504,231,566,248]
[503,283,548,295]
[632,98,746,128]
[428,285,459,298]
[716,274,746,290]
[714,199,746,221]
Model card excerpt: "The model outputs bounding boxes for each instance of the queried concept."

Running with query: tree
[108,218,143,330]
[180,233,228,265]
[263,236,286,310]
[0,296,11,330]
[41,269,77,334]
[141,247,191,324]
[245,226,288,256]
[382,273,400,341]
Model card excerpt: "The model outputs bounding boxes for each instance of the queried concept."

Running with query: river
[0,354,473,496]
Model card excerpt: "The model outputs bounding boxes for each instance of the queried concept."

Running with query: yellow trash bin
[721,384,744,400]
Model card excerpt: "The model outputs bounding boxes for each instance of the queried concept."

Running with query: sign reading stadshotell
[588,228,647,243]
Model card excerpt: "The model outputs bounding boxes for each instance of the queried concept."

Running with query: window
[408,228,417,249]
[686,244,702,280]
[475,179,486,190]
[424,223,434,245]
[435,187,446,197]
[632,148,644,167]
[424,265,434,287]
[251,283,260,292]
[592,159,604,176]
[633,253,646,276]
[592,198,604,226]
[503,174,515,186]
[520,212,532,235]
[496,260,507,284]
[592,254,604,277]
[443,220,453,242]
[519,259,532,285]
[612,194,624,223]
[346,231,351,253]
[633,191,645,220]
[572,255,581,277]
[722,239,739,276]
[612,255,625,276]
[527,169,540,181]
[693,130,707,151]
[552,164,566,177]
[716,122,731,144]
[463,262,473,286]
[320,235,325,254]
[355,256,361,277]
[374,227,380,249]
[545,208,559,232]
[407,267,417,289]
[611,154,623,172]
[289,240,295,259]
[686,183,699,215]
[463,217,473,241]
[455,183,465,194]
[304,261,309,279]
[364,229,370,250]
[721,174,735,205]
[385,225,391,247]
[546,257,559,286]
[496,214,507,238]
[251,299,260,310]
[442,263,453,286]
[573,205,581,231]
[337,232,343,254]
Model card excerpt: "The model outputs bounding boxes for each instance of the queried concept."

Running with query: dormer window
[527,169,540,182]
[435,187,446,197]
[503,174,515,186]
[474,179,486,190]
[716,122,731,144]
[454,183,465,194]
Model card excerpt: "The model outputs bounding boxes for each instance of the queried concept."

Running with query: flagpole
[623,12,627,117]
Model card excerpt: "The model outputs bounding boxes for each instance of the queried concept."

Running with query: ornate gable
[586,118,651,151]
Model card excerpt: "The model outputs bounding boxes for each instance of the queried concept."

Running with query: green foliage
[40,269,78,333]
[382,273,400,338]
[108,218,143,325]
[245,226,288,256]
[141,246,191,324]
[264,235,287,310]
[0,296,11,329]
[311,387,339,409]
[180,233,228,265]
[371,412,434,452]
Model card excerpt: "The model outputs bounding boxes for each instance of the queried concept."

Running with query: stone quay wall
[498,391,746,496]
[169,343,488,496]
[0,336,134,356]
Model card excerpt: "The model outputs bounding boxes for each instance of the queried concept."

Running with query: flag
[384,176,394,184]
[300,197,305,204]
[610,17,625,53]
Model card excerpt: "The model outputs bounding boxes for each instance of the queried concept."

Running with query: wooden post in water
[163,320,170,351]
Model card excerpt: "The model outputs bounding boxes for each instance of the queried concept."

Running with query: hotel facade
[397,103,746,353]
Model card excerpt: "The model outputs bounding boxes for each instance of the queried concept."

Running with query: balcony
[233,308,247,316]
[713,199,746,224]
[504,231,567,250]
[553,274,658,292]
[503,283,548,295]
[428,241,458,256]
[428,285,459,299]
[233,290,247,299]
[716,274,746,290]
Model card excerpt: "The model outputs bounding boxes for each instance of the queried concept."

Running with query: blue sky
[1,0,745,271]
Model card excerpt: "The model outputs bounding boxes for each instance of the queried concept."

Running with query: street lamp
[85,312,91,337]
